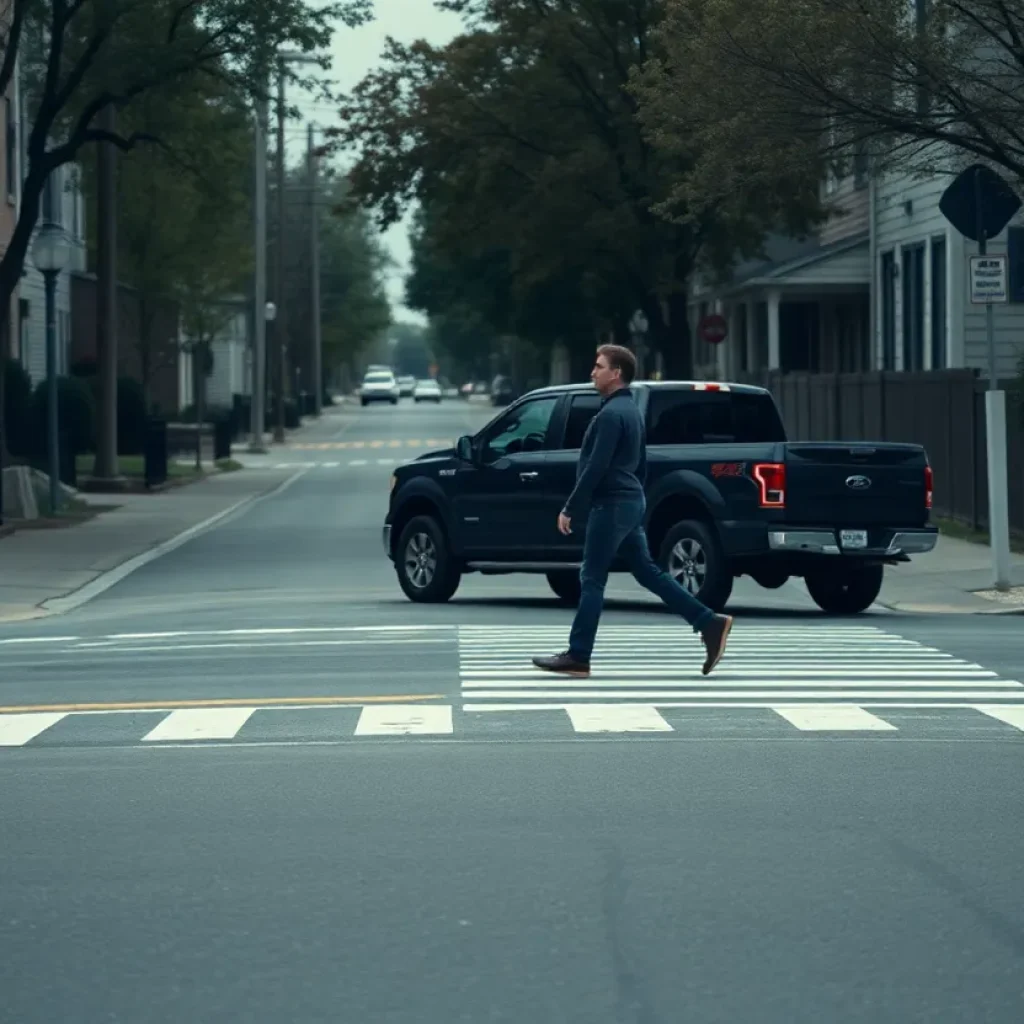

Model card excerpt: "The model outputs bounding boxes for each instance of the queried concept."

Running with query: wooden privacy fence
[735,369,1024,535]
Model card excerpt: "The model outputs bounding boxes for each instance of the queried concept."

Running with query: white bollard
[984,389,1013,590]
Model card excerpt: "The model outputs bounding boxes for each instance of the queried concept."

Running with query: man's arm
[562,412,621,520]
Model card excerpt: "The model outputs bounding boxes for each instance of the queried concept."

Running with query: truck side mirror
[455,435,474,463]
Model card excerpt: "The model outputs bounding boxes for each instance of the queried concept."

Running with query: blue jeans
[568,499,716,661]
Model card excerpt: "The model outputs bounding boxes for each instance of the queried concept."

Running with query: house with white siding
[873,152,1024,382]
[178,296,250,413]
[687,145,874,379]
[688,149,1024,384]
[18,163,87,385]
[9,55,87,385]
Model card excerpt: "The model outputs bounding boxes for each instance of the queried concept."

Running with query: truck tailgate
[783,442,930,527]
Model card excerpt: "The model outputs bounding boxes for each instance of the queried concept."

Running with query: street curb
[875,599,1024,615]
[35,467,312,618]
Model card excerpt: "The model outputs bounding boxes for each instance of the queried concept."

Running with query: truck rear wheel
[657,519,733,612]
[395,515,461,603]
[546,571,581,606]
[805,564,884,615]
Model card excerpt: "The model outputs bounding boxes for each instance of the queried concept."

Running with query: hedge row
[3,358,148,458]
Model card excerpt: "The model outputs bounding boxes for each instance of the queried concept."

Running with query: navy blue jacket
[562,387,647,520]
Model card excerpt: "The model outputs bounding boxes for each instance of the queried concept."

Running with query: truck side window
[561,393,602,449]
[482,397,558,461]
[647,391,786,444]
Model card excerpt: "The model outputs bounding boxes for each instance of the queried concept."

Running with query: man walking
[532,345,732,678]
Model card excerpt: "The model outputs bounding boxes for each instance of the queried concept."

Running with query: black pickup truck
[382,380,937,614]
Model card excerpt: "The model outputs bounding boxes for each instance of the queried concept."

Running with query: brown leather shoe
[700,615,733,675]
[532,651,591,678]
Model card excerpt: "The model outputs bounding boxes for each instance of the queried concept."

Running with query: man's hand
[557,512,572,535]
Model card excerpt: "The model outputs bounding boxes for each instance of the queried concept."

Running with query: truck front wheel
[805,564,884,615]
[657,519,733,612]
[395,515,461,603]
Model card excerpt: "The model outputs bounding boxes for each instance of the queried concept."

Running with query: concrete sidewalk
[0,407,352,623]
[876,533,1024,614]
[0,467,302,623]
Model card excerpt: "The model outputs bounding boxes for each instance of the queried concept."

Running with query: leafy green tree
[405,196,603,382]
[332,0,822,377]
[0,0,371,458]
[77,74,255,406]
[278,166,392,387]
[388,321,433,378]
[2,0,371,332]
[644,0,1024,190]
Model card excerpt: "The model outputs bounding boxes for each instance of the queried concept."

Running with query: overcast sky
[290,1,463,325]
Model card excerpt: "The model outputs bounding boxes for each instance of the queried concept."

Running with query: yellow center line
[0,694,448,714]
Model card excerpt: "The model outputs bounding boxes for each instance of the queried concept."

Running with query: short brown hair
[597,344,637,385]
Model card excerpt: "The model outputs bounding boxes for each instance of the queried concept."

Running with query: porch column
[767,289,781,370]
[722,303,737,377]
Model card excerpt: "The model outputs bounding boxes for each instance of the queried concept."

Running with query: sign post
[940,164,1020,591]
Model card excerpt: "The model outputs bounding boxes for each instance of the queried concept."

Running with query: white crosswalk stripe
[0,624,1021,746]
[457,624,1024,730]
[0,712,68,746]
[142,708,257,742]
[0,696,1023,746]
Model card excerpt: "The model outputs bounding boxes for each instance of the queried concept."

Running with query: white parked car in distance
[413,378,442,403]
[360,371,400,406]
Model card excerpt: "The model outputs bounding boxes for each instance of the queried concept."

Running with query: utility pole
[308,122,322,417]
[248,92,269,453]
[273,61,287,443]
[93,105,125,486]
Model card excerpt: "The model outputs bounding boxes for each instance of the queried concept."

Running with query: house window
[901,244,926,370]
[5,97,14,200]
[880,251,896,369]
[930,235,947,368]
[1007,226,1024,302]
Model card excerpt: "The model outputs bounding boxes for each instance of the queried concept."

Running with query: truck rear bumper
[766,527,938,557]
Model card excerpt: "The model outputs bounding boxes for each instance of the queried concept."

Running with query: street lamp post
[32,220,71,516]
[248,90,270,454]
[273,49,321,442]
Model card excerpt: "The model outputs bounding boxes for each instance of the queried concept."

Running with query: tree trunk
[138,295,152,410]
[194,342,205,471]
[648,292,693,380]
[93,110,121,481]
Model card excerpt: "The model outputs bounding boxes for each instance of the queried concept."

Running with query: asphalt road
[3,396,1024,1022]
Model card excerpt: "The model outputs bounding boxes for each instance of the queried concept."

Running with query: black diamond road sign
[939,163,1021,242]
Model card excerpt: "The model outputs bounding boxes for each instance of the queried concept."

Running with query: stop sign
[698,313,728,345]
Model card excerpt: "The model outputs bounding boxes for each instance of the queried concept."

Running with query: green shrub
[2,358,34,458]
[30,375,95,456]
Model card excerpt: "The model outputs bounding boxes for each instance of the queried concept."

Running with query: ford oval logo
[846,474,872,491]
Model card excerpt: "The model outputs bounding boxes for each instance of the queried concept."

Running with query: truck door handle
[519,471,539,480]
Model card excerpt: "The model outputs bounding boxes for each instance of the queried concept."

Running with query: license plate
[840,529,868,549]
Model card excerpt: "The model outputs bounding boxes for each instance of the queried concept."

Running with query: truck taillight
[753,462,786,507]
[924,465,933,509]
